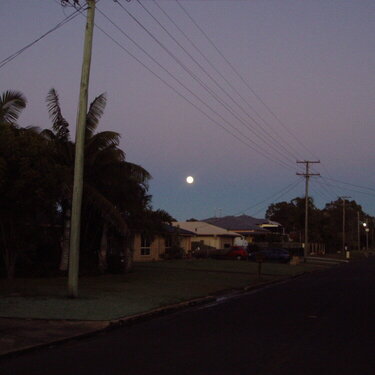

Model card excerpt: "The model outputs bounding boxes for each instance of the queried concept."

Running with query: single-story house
[172,221,241,249]
[133,224,195,262]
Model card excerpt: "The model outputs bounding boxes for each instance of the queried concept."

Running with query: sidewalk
[0,259,329,357]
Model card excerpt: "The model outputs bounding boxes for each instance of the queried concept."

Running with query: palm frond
[85,93,107,139]
[85,146,125,170]
[85,130,121,150]
[124,162,151,184]
[0,90,27,124]
[46,88,70,141]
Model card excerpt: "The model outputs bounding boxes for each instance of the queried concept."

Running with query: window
[165,236,172,250]
[141,235,151,256]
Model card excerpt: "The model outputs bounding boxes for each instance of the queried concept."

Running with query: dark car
[249,248,291,263]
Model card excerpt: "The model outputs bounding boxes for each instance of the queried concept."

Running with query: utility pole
[68,0,96,298]
[296,160,320,261]
[339,196,351,258]
[357,211,361,251]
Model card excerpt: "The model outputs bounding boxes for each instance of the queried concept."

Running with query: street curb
[0,271,315,360]
[107,295,217,328]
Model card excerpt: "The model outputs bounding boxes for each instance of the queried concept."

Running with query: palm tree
[0,91,59,278]
[0,91,28,278]
[42,89,152,272]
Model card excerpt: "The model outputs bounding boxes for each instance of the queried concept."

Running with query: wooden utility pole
[68,0,96,298]
[339,196,351,257]
[296,160,320,261]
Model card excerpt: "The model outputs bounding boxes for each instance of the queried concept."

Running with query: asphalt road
[1,258,374,375]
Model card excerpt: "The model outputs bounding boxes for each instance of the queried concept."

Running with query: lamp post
[363,222,369,253]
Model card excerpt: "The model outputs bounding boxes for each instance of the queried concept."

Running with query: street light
[360,222,370,253]
[364,223,369,252]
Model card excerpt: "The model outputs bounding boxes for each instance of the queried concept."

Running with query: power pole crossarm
[296,160,320,261]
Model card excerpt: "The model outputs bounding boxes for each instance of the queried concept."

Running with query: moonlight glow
[186,176,194,184]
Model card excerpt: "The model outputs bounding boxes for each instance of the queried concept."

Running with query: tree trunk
[3,246,16,280]
[98,223,108,273]
[123,237,133,273]
[0,220,17,280]
[59,208,71,272]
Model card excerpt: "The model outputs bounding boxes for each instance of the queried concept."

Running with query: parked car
[206,246,249,260]
[248,248,291,263]
[225,246,249,260]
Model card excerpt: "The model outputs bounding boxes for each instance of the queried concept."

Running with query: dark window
[165,236,172,249]
[141,235,151,256]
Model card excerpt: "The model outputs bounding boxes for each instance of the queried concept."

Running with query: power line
[114,1,295,170]
[319,179,375,198]
[313,177,337,201]
[95,6,294,171]
[0,7,83,70]
[310,180,333,203]
[323,177,375,193]
[155,0,304,163]
[153,0,364,206]
[175,0,317,161]
[134,0,298,165]
[248,178,303,217]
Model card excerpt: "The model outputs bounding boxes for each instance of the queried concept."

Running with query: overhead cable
[114,1,295,169]
[135,0,297,165]
[0,7,83,70]
[175,0,316,160]
[96,6,294,171]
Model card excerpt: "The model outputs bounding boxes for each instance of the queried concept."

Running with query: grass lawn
[0,259,328,321]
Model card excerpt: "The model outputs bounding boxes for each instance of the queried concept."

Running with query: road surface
[1,257,374,374]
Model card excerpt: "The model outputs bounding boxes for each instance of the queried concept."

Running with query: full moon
[186,176,194,184]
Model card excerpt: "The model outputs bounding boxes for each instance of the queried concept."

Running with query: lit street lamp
[361,222,370,253]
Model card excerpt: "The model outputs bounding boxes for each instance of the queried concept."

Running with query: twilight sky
[1,0,375,220]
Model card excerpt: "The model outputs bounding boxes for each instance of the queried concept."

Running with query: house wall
[133,234,164,262]
[133,234,193,262]
[180,237,192,253]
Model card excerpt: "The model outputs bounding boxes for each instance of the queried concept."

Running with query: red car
[226,246,248,260]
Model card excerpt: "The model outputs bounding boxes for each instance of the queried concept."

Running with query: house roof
[235,230,271,236]
[172,221,240,237]
[202,215,281,231]
[162,224,195,236]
